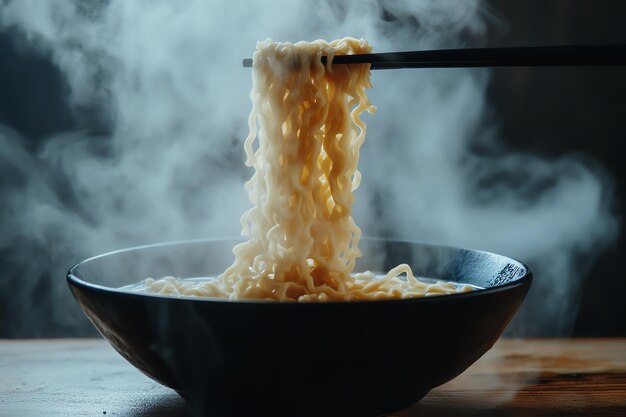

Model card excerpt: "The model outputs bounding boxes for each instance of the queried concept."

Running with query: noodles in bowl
[135,38,473,301]
[67,38,532,417]
[68,238,531,417]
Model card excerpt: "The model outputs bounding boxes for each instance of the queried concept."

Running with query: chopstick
[242,44,626,69]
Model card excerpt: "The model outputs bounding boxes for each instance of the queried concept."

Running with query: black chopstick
[242,44,626,69]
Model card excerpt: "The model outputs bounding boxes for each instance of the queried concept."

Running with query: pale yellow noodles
[143,38,473,301]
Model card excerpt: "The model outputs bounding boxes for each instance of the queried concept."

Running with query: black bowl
[67,238,531,417]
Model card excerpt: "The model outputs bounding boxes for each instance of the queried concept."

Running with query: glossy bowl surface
[67,238,531,417]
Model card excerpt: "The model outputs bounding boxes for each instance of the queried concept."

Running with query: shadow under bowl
[67,238,531,417]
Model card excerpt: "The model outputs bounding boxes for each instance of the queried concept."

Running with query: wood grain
[1,338,625,416]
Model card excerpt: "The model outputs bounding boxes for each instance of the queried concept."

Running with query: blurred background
[0,0,624,338]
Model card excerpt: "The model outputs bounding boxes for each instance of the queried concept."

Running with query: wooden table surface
[1,338,625,416]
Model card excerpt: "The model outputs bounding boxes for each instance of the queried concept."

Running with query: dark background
[1,0,625,336]
[484,1,626,336]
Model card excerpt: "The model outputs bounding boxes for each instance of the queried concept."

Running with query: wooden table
[2,338,625,416]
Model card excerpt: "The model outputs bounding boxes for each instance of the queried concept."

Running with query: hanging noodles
[142,38,473,301]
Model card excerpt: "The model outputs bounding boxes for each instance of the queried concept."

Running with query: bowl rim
[67,237,533,305]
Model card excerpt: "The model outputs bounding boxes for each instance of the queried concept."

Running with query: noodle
[141,38,473,301]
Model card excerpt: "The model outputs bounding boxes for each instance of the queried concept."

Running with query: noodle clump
[144,38,473,301]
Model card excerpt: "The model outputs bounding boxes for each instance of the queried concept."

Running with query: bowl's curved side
[68,281,180,392]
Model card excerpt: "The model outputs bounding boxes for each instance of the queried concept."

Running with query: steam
[0,0,617,336]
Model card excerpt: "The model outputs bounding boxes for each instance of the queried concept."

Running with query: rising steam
[0,0,618,336]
